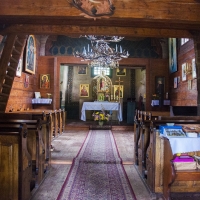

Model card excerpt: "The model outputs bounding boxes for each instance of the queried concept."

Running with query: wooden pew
[0,124,32,200]
[163,137,200,200]
[0,118,50,188]
[137,111,151,178]
[148,119,200,199]
[134,109,140,165]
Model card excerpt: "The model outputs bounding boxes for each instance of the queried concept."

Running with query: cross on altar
[115,77,123,101]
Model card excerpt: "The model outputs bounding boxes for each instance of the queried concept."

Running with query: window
[91,66,113,78]
[181,38,189,45]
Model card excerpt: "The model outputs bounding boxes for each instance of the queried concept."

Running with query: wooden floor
[30,121,153,200]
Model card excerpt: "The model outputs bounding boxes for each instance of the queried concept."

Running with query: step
[10,56,18,63]
[12,46,21,55]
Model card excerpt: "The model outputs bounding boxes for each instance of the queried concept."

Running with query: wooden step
[12,46,21,55]
[10,56,18,63]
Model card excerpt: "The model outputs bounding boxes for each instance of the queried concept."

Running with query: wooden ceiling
[0,0,200,38]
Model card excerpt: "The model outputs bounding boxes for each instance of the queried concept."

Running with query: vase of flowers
[92,111,110,126]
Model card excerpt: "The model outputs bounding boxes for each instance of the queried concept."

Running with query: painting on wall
[78,66,87,75]
[155,76,165,94]
[182,63,187,81]
[169,38,177,74]
[25,35,36,74]
[174,77,178,88]
[80,84,89,97]
[40,74,50,89]
[192,58,196,79]
[114,85,123,99]
[116,68,126,76]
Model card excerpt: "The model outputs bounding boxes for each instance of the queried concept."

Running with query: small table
[32,98,52,104]
[81,102,123,122]
[151,100,170,106]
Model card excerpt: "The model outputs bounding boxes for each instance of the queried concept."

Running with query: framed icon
[25,35,36,74]
[78,66,87,75]
[40,74,50,89]
[80,84,89,97]
[116,68,126,76]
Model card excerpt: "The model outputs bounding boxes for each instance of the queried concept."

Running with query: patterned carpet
[56,130,137,200]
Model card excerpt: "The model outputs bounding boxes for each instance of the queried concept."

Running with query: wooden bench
[0,118,50,189]
[0,123,32,200]
[149,119,200,200]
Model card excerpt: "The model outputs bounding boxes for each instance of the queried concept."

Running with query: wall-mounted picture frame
[182,63,187,81]
[78,66,87,75]
[155,76,165,94]
[116,68,126,76]
[169,38,177,74]
[80,84,89,97]
[114,85,123,99]
[25,35,36,74]
[24,74,29,88]
[192,58,196,79]
[40,74,50,89]
[16,57,23,77]
[174,77,178,88]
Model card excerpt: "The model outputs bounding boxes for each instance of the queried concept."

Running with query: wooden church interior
[1,0,200,199]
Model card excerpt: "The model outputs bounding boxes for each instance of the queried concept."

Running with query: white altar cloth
[81,102,122,121]
[168,137,200,155]
[151,100,170,106]
[32,98,52,104]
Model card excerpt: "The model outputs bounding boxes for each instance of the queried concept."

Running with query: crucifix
[115,77,123,102]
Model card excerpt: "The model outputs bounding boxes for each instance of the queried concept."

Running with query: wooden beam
[0,24,193,38]
[0,1,200,23]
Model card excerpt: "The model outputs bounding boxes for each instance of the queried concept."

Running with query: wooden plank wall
[170,40,196,106]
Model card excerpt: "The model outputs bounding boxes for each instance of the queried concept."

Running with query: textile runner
[57,130,137,200]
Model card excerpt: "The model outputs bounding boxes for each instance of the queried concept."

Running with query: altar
[81,102,123,122]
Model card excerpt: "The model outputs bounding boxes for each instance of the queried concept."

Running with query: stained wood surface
[0,0,200,38]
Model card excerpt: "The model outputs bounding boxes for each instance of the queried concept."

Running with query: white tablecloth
[81,102,122,121]
[168,137,200,154]
[151,100,170,106]
[32,98,52,104]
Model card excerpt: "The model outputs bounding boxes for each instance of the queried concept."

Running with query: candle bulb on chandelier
[120,46,122,53]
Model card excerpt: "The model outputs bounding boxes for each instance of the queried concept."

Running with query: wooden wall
[170,39,196,106]
[5,36,40,112]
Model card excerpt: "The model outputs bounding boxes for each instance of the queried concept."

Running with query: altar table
[81,102,123,122]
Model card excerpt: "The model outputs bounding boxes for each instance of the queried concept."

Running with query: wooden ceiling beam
[0,1,200,23]
[0,24,193,38]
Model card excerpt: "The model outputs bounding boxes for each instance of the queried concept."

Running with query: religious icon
[116,68,126,76]
[155,76,165,94]
[114,85,123,99]
[40,74,50,89]
[25,35,36,74]
[80,84,89,97]
[78,66,87,75]
[169,38,177,74]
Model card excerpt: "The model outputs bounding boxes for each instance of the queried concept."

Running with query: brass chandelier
[74,35,129,68]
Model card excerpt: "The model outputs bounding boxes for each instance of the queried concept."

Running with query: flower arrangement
[92,111,110,122]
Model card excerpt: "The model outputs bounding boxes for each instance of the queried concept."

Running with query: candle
[120,46,122,53]
[116,44,117,52]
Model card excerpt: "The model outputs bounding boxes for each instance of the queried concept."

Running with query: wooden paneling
[170,39,196,106]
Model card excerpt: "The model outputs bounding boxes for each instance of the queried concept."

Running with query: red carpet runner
[57,130,137,200]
